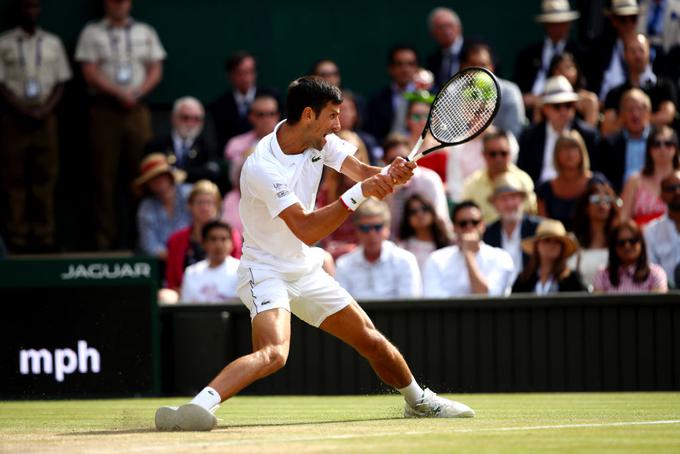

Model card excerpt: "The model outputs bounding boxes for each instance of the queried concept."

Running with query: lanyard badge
[17,35,43,100]
[108,24,134,85]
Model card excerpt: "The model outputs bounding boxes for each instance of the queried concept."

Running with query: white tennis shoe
[155,403,218,431]
[404,388,475,418]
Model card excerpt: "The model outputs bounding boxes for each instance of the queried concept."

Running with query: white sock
[190,386,221,412]
[398,378,424,406]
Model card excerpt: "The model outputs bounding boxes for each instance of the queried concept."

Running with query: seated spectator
[145,96,221,189]
[483,172,542,282]
[423,200,515,297]
[620,125,679,226]
[595,88,653,193]
[601,33,677,136]
[569,180,621,289]
[397,193,452,271]
[644,170,680,288]
[311,59,341,87]
[462,128,536,224]
[536,130,605,230]
[512,219,586,294]
[547,52,599,127]
[335,199,422,300]
[518,75,598,185]
[593,220,668,293]
[180,220,239,304]
[224,93,280,171]
[134,153,191,259]
[381,133,451,236]
[166,180,241,293]
[339,90,381,165]
[460,41,525,138]
[404,96,447,182]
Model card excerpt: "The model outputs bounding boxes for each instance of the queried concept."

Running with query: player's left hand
[386,157,416,185]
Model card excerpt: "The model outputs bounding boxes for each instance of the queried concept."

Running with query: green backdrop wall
[1,0,552,104]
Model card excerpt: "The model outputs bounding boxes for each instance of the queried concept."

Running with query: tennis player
[155,76,475,431]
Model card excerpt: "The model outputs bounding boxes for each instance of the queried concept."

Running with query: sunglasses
[358,223,384,233]
[589,194,614,205]
[178,114,203,122]
[407,206,429,215]
[662,183,680,193]
[486,150,509,159]
[549,102,576,110]
[251,111,278,118]
[616,237,640,247]
[651,139,677,148]
[410,113,428,122]
[455,218,481,228]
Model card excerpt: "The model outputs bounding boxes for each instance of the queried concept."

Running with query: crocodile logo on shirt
[311,155,322,162]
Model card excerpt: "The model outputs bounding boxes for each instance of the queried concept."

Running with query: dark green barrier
[0,257,160,398]
[160,293,680,395]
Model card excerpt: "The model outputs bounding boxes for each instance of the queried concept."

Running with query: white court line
[122,419,680,452]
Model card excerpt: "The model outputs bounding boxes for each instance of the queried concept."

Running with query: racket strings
[429,71,498,144]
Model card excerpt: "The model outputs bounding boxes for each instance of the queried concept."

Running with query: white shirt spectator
[180,256,240,303]
[501,224,522,283]
[644,215,680,288]
[423,243,514,297]
[335,241,422,300]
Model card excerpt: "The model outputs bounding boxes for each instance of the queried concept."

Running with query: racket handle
[407,136,424,162]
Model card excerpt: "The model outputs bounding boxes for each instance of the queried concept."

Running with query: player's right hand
[361,174,394,200]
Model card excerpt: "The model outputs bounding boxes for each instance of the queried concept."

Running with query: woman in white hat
[512,219,586,294]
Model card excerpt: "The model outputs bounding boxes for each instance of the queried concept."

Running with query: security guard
[75,0,166,250]
[0,0,71,253]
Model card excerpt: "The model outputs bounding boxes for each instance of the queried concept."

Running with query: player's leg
[155,308,291,431]
[320,301,475,418]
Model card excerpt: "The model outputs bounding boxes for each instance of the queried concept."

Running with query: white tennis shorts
[236,265,353,327]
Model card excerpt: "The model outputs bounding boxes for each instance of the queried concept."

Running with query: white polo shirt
[180,256,240,303]
[423,243,515,297]
[239,120,356,276]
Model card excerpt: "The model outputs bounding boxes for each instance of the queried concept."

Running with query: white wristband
[340,182,367,211]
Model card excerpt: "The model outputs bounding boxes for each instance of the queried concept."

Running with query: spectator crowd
[1,0,679,302]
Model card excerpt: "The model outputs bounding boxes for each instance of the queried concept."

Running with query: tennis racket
[406,66,501,162]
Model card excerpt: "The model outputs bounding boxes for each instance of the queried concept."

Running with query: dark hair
[572,180,619,248]
[642,125,679,176]
[398,194,451,249]
[547,52,586,91]
[201,220,232,241]
[481,127,509,147]
[451,200,481,223]
[285,76,342,125]
[225,51,255,73]
[387,45,419,66]
[460,41,495,68]
[606,220,650,287]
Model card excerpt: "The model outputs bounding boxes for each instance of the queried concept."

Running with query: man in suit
[425,7,464,88]
[517,75,599,184]
[209,51,278,152]
[595,88,652,193]
[366,45,418,143]
[515,0,584,114]
[145,96,222,190]
[483,172,542,282]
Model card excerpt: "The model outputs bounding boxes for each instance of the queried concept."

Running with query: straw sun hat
[133,153,186,188]
[521,219,579,257]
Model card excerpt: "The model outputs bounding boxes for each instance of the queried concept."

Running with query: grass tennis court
[2,393,679,453]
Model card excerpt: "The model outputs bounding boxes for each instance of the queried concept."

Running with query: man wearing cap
[462,128,536,224]
[0,0,71,253]
[483,172,543,282]
[588,0,641,100]
[601,33,677,135]
[515,0,585,115]
[145,96,222,190]
[517,75,599,185]
[75,0,166,250]
[644,170,680,288]
[424,200,515,297]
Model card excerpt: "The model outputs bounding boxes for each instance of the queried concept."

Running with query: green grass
[1,393,679,453]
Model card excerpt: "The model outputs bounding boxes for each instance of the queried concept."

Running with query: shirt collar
[234,86,256,104]
[623,124,651,141]
[446,36,464,55]
[16,26,42,39]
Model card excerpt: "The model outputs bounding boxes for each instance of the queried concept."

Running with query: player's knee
[262,344,288,372]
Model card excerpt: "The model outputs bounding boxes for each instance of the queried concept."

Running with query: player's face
[310,102,341,149]
[203,228,233,263]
